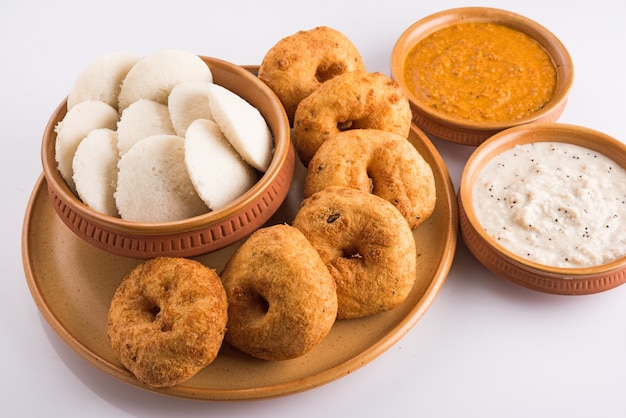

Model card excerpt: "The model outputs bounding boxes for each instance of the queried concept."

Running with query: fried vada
[292,187,417,319]
[258,26,365,124]
[107,257,228,388]
[221,224,338,361]
[292,71,412,166]
[304,129,436,229]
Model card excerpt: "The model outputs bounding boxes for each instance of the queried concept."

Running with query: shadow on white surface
[38,314,285,417]
[449,235,588,306]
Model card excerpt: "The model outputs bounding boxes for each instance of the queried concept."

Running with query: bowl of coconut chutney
[459,123,626,294]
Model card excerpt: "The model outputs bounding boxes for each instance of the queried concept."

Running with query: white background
[3,0,626,417]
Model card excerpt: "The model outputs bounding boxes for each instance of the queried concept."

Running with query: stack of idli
[54,49,274,223]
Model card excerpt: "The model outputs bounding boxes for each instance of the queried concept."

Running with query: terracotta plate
[22,124,457,401]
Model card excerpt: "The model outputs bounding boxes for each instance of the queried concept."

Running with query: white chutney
[473,142,626,268]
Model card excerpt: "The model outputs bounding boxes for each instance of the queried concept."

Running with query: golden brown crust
[292,187,417,319]
[221,224,338,361]
[107,257,228,388]
[258,26,365,124]
[304,129,436,229]
[292,71,412,166]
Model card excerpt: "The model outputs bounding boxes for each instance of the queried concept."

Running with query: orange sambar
[404,22,557,123]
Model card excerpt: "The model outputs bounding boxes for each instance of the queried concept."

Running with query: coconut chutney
[473,142,626,267]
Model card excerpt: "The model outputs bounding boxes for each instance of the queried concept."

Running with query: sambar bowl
[391,7,574,145]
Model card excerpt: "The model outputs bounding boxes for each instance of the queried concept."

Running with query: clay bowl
[391,7,574,145]
[458,123,626,295]
[41,56,294,259]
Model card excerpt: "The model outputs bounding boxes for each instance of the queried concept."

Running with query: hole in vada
[327,213,341,223]
[342,246,363,260]
[235,286,270,315]
[249,294,270,316]
[315,62,345,83]
[148,304,160,319]
[337,120,353,131]
[365,168,375,193]
[144,303,172,332]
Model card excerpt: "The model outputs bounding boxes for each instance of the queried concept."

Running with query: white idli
[67,51,141,110]
[54,100,118,193]
[185,119,259,210]
[115,134,208,222]
[168,81,214,136]
[117,50,213,111]
[116,99,175,156]
[206,83,274,172]
[72,128,119,217]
